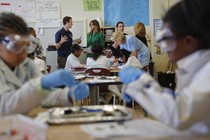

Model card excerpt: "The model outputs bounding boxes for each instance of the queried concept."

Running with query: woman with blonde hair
[134,22,147,47]
[112,31,150,70]
[134,22,153,64]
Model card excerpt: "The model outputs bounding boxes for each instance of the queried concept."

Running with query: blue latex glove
[119,66,144,84]
[41,70,76,90]
[123,93,132,103]
[68,82,89,101]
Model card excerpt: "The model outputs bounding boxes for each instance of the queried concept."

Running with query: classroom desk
[110,68,120,76]
[72,68,120,75]
[27,107,177,140]
[82,77,122,105]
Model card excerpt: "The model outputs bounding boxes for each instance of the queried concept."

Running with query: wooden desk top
[28,107,154,140]
[72,68,120,75]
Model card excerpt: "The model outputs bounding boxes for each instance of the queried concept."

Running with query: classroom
[26,0,177,75]
[1,0,210,139]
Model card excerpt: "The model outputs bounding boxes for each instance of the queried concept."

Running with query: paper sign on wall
[36,0,60,28]
[83,0,102,11]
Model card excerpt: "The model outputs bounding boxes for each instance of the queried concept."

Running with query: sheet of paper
[83,47,92,53]
[81,119,180,139]
[0,114,47,140]
[89,76,115,83]
[73,36,82,43]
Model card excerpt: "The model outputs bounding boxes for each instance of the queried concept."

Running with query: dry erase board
[27,19,87,54]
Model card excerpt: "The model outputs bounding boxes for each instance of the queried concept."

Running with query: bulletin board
[104,0,150,26]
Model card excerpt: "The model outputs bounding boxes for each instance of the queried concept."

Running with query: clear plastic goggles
[105,50,112,54]
[155,28,177,53]
[0,34,37,54]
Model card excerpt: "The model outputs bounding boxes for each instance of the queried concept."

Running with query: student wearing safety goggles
[119,0,210,136]
[0,13,89,116]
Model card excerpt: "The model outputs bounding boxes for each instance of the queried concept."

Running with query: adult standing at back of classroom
[116,21,127,35]
[86,20,104,57]
[134,22,148,47]
[55,16,73,69]
[114,21,127,56]
[134,22,153,68]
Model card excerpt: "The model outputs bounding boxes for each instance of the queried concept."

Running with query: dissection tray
[47,105,132,124]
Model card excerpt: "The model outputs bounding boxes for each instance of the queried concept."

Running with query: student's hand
[41,70,76,89]
[68,82,89,101]
[119,66,144,84]
[123,93,132,103]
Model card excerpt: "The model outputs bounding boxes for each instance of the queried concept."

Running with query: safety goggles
[155,28,177,53]
[104,50,112,54]
[0,34,37,54]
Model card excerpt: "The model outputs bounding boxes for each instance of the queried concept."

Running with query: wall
[151,0,177,74]
[31,0,177,74]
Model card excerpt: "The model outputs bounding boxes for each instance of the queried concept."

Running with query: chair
[85,68,111,76]
[85,68,116,105]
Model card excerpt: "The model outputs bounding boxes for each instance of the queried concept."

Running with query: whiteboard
[27,19,87,54]
[27,19,87,68]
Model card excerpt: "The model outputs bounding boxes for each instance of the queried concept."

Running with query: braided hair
[0,12,29,37]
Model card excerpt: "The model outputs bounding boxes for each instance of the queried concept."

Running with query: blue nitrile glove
[68,82,90,101]
[41,69,76,90]
[119,66,145,84]
[123,93,132,103]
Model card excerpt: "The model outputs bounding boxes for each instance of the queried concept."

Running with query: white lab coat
[108,56,119,67]
[86,55,111,69]
[65,53,82,71]
[34,57,48,74]
[118,56,143,69]
[0,58,71,116]
[125,50,210,134]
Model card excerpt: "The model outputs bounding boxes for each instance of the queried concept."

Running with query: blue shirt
[120,35,150,66]
[55,27,73,57]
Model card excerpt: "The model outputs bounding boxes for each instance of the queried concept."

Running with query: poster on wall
[104,0,149,27]
[83,0,102,11]
[36,0,60,28]
[0,0,36,22]
[154,19,163,54]
[154,19,163,36]
[0,0,11,12]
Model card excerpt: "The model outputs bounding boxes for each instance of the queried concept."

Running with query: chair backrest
[85,68,111,92]
[85,68,111,76]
